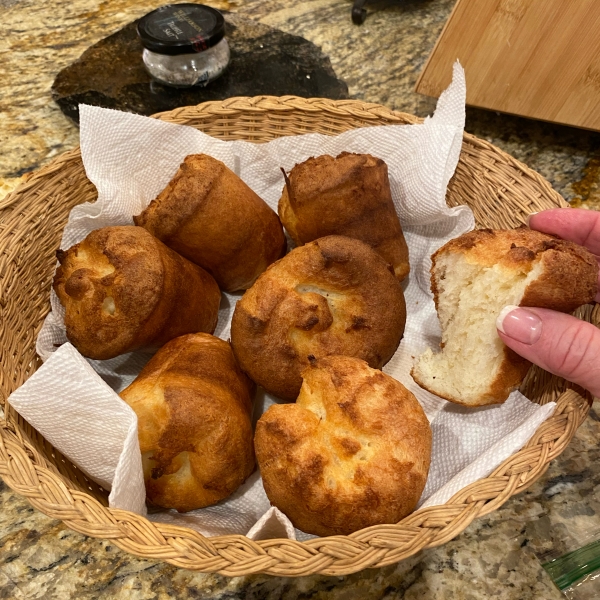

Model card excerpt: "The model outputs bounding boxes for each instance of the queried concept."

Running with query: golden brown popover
[255,355,431,536]
[134,154,286,292]
[53,226,220,360]
[120,333,255,512]
[231,235,406,401]
[278,152,410,281]
[412,228,599,406]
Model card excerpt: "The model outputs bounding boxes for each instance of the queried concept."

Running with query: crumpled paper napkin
[9,62,556,541]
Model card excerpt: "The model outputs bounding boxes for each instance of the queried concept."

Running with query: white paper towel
[7,343,146,515]
[8,63,556,541]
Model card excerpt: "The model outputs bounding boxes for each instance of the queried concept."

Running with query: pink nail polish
[496,306,542,345]
[525,212,539,228]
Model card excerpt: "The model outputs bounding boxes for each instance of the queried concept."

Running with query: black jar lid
[137,4,225,55]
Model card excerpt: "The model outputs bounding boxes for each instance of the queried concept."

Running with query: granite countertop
[1,0,600,598]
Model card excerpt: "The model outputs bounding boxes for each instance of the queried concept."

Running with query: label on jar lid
[137,3,225,55]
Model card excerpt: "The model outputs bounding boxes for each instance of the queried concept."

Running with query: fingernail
[525,212,539,227]
[497,305,542,345]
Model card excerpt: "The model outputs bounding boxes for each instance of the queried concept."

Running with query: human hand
[496,208,600,397]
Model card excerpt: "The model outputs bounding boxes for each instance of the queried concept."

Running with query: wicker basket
[0,97,596,577]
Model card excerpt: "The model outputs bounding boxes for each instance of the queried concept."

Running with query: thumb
[496,306,600,398]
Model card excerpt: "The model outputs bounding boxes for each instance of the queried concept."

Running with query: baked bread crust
[412,228,599,406]
[53,226,220,360]
[431,228,598,312]
[230,235,407,401]
[120,333,255,512]
[255,356,431,536]
[278,152,410,281]
[134,154,286,292]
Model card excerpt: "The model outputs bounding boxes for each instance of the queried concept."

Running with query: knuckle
[549,321,600,384]
[580,214,600,255]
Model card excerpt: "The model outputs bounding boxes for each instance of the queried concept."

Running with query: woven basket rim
[0,95,591,577]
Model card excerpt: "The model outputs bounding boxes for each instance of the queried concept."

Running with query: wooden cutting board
[416,0,600,131]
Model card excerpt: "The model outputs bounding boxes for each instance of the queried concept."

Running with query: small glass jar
[137,4,230,88]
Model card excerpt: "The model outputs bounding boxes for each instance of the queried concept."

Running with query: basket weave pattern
[0,97,595,576]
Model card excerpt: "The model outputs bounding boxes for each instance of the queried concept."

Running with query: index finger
[528,208,600,256]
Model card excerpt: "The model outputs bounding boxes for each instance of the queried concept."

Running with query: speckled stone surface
[2,0,600,207]
[2,0,600,598]
[51,13,348,123]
